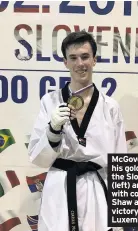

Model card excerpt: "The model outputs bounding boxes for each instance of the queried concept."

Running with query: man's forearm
[46,123,62,152]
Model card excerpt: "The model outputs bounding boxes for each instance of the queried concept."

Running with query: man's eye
[70,57,76,61]
[82,55,89,60]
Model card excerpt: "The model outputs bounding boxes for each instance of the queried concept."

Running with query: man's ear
[93,56,97,66]
[63,58,68,69]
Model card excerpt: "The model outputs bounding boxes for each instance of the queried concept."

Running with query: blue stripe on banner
[0,69,138,74]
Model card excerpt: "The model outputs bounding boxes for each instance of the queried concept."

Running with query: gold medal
[68,83,93,111]
[67,95,84,111]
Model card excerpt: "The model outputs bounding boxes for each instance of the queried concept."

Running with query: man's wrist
[49,122,63,134]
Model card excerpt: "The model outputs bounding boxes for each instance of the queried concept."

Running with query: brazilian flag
[0,129,15,153]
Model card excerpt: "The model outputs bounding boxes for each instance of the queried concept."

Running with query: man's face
[64,42,96,84]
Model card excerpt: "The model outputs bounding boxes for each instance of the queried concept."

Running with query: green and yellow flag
[0,129,15,153]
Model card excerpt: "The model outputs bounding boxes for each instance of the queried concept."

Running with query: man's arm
[46,123,62,152]
[28,96,59,168]
[28,96,70,168]
[114,105,127,153]
[115,119,127,153]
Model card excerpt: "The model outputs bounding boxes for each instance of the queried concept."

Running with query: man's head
[61,31,97,59]
[61,31,97,85]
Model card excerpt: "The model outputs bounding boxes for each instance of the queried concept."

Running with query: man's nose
[77,57,84,66]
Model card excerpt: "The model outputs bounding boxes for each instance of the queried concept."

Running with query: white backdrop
[0,1,138,230]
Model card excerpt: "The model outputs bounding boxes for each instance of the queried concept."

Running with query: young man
[28,31,127,231]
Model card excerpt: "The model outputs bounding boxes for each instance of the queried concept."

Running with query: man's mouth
[76,69,87,74]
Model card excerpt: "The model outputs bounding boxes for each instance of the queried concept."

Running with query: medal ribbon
[69,83,93,96]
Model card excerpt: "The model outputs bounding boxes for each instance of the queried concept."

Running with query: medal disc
[67,95,84,111]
